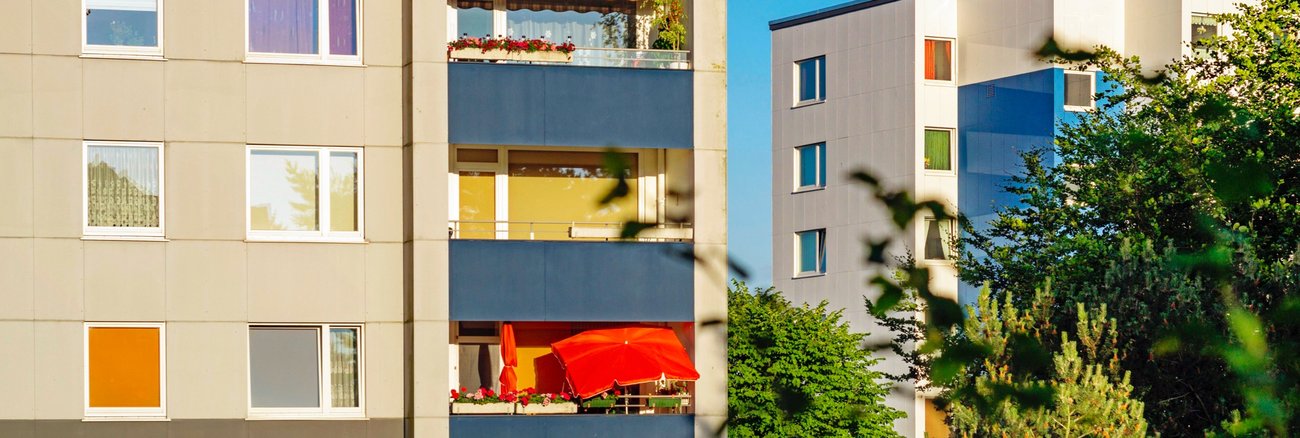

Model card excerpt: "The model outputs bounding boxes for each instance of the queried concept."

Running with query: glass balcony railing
[449,220,694,242]
[571,48,690,70]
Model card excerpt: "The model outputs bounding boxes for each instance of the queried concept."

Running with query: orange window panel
[89,327,161,408]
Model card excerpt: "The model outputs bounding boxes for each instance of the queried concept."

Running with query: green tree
[727,281,902,438]
[959,0,1300,434]
[945,288,1147,437]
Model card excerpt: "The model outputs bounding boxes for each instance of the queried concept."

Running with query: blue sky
[726,0,849,288]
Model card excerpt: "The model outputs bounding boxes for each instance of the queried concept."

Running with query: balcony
[451,414,694,437]
[449,220,692,242]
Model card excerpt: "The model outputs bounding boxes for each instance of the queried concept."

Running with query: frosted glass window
[85,0,160,52]
[456,6,493,38]
[796,57,825,104]
[248,146,363,240]
[248,0,360,59]
[85,142,163,237]
[796,229,826,275]
[795,143,825,190]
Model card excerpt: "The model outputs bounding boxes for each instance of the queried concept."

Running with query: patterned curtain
[249,0,318,54]
[506,0,636,14]
[87,146,159,228]
[330,328,360,408]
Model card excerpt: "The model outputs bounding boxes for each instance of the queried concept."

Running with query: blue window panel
[86,9,158,47]
[797,146,818,187]
[797,230,823,274]
[798,58,818,102]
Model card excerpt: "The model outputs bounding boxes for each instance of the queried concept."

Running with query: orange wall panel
[88,327,161,408]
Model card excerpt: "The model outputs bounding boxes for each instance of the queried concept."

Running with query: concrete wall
[0,0,410,433]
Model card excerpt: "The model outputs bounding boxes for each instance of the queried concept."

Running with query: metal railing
[570,48,691,70]
[580,394,692,415]
[449,220,693,242]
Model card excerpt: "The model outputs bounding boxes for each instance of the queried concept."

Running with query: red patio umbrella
[550,326,700,399]
[499,322,518,394]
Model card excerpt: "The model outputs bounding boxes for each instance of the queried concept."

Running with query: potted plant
[450,387,515,415]
[448,36,576,63]
[512,388,579,415]
[644,0,687,51]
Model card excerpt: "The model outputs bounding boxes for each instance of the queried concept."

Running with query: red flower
[450,390,460,399]
[560,393,570,401]
[520,397,530,406]
[460,387,467,393]
[485,389,495,397]
[613,389,622,396]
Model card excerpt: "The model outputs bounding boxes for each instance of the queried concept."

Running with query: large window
[795,229,826,276]
[924,217,956,261]
[924,38,953,81]
[85,323,166,418]
[794,56,826,105]
[794,143,826,191]
[247,0,361,63]
[247,146,363,241]
[248,325,363,417]
[1191,14,1219,57]
[924,129,953,172]
[452,0,637,49]
[83,0,162,56]
[1063,71,1095,110]
[84,141,164,238]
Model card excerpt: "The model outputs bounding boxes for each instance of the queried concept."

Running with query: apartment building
[0,0,726,436]
[769,0,1240,435]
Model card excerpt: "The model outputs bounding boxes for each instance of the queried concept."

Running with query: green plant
[643,0,687,50]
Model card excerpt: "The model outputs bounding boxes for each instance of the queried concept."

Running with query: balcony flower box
[448,37,575,64]
[647,397,684,408]
[582,397,618,409]
[451,402,514,415]
[516,403,578,415]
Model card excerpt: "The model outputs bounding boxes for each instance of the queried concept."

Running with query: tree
[959,0,1300,434]
[727,281,902,438]
[945,287,1147,437]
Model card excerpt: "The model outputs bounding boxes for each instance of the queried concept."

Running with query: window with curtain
[924,218,956,260]
[1064,71,1094,109]
[795,56,826,104]
[796,229,826,275]
[924,129,952,171]
[84,0,161,54]
[248,146,362,241]
[1191,14,1218,57]
[795,143,826,190]
[85,324,165,417]
[924,39,953,81]
[248,325,363,417]
[503,0,636,48]
[248,0,359,60]
[85,142,163,237]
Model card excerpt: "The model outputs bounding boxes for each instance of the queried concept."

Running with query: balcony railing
[571,48,690,70]
[449,221,693,242]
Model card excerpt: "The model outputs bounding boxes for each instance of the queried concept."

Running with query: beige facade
[0,0,725,436]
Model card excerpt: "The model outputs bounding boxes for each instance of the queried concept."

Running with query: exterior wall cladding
[0,0,727,437]
[771,0,1246,436]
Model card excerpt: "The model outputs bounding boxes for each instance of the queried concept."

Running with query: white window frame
[922,127,956,175]
[923,37,956,84]
[83,141,166,239]
[1063,71,1096,112]
[793,229,826,278]
[244,0,364,65]
[81,0,165,58]
[923,216,958,262]
[793,143,826,192]
[246,323,366,419]
[245,145,365,243]
[83,322,167,419]
[793,56,826,107]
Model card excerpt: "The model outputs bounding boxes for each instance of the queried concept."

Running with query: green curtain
[924,130,951,171]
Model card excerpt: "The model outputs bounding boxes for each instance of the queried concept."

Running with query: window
[924,129,953,172]
[247,146,363,241]
[1063,71,1095,110]
[248,325,363,417]
[924,217,956,261]
[83,0,163,56]
[1191,14,1219,56]
[451,0,637,49]
[452,321,501,392]
[795,229,826,276]
[794,56,826,105]
[85,323,166,418]
[794,143,826,191]
[247,0,361,63]
[84,141,164,238]
[924,38,953,81]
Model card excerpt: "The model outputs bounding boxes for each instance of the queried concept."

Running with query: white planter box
[451,403,515,415]
[450,48,572,63]
[516,403,578,415]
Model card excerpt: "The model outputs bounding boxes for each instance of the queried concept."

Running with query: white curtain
[330,328,360,408]
[87,145,159,228]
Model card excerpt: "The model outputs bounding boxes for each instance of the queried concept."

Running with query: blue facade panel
[448,63,694,149]
[451,415,694,437]
[449,240,695,321]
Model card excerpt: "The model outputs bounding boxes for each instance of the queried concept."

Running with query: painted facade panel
[448,63,694,149]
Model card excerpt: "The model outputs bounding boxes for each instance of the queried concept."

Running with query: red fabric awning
[550,326,700,399]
